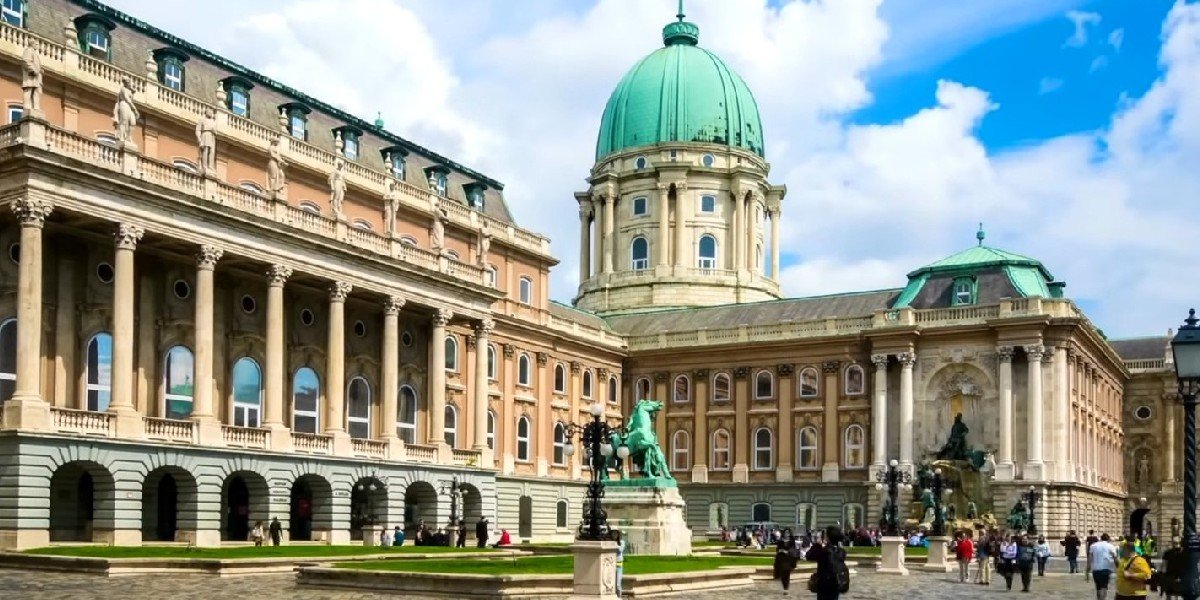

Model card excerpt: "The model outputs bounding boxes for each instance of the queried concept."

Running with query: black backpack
[829,546,850,593]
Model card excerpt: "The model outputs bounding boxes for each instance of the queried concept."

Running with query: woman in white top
[999,536,1020,590]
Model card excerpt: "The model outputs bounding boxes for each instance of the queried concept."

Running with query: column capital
[897,352,917,367]
[822,360,840,374]
[870,354,889,368]
[384,295,406,315]
[1023,344,1046,361]
[536,352,549,366]
[266,264,293,286]
[114,223,145,250]
[997,346,1015,362]
[329,281,353,302]
[432,307,454,326]
[196,245,223,270]
[474,318,494,337]
[11,196,53,228]
[777,363,794,376]
[692,368,709,379]
[656,182,672,193]
[673,181,688,192]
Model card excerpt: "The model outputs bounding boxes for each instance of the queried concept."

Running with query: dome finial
[976,222,986,246]
[663,0,699,45]
[677,0,685,22]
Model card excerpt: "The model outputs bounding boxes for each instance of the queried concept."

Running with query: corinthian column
[996,346,1015,481]
[381,296,404,445]
[108,224,143,430]
[1024,344,1046,481]
[673,182,688,269]
[578,204,591,282]
[2,198,53,430]
[263,265,292,450]
[898,352,916,471]
[473,319,494,465]
[325,282,352,435]
[191,245,222,423]
[871,354,888,469]
[601,193,614,274]
[769,209,781,279]
[429,308,453,452]
[657,184,670,268]
[732,189,745,270]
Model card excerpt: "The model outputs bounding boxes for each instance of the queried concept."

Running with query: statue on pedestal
[196,109,217,177]
[267,135,286,200]
[936,413,970,461]
[113,77,139,149]
[329,158,346,218]
[21,45,42,118]
[1006,500,1030,531]
[384,180,400,236]
[608,399,673,482]
[430,206,448,253]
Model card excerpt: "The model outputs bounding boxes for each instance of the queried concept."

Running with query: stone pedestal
[176,529,221,547]
[923,536,955,572]
[572,539,619,600]
[0,397,50,430]
[361,524,382,546]
[877,536,909,575]
[604,484,692,556]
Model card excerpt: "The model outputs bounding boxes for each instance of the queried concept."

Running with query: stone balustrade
[1124,358,1167,372]
[351,437,388,459]
[221,425,268,449]
[50,407,114,437]
[292,432,334,455]
[451,448,481,466]
[405,444,437,463]
[143,417,198,444]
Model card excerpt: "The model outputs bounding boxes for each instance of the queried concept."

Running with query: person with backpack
[774,531,798,591]
[1086,530,1101,581]
[1115,538,1152,599]
[1090,533,1119,600]
[805,525,849,600]
[1016,534,1037,592]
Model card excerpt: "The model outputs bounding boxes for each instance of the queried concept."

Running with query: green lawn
[336,554,775,575]
[24,545,493,560]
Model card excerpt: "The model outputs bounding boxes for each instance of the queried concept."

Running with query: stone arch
[141,465,199,542]
[459,482,484,526]
[921,362,995,456]
[49,460,116,542]
[289,473,334,542]
[518,494,533,539]
[403,480,438,534]
[349,475,388,540]
[220,470,269,541]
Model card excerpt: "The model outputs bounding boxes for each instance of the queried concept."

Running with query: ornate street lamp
[1024,485,1041,535]
[562,402,626,541]
[1171,309,1200,600]
[928,469,953,536]
[437,475,461,526]
[355,472,384,526]
[875,459,913,536]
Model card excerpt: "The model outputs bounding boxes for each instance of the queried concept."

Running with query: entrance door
[1131,508,1151,537]
[77,472,95,541]
[225,476,250,541]
[156,475,178,541]
[290,480,313,541]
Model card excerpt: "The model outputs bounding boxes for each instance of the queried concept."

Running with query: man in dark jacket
[476,517,489,548]
[1061,530,1082,574]
[268,517,283,546]
[805,526,848,600]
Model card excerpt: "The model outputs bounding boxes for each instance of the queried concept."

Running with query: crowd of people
[240,515,515,549]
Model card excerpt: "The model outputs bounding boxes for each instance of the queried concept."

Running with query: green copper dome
[595,13,765,161]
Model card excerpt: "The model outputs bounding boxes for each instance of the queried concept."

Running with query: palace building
[0,0,1179,549]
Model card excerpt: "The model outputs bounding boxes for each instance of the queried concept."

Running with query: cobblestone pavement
[0,564,1097,599]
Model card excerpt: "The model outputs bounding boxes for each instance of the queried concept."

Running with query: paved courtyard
[0,563,1096,599]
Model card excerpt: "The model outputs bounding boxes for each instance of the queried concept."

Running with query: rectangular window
[290,113,307,140]
[390,153,406,180]
[7,105,22,124]
[952,277,976,306]
[632,197,647,216]
[229,88,250,117]
[1,0,23,27]
[700,195,716,213]
[84,28,109,60]
[435,173,448,196]
[698,256,716,269]
[343,132,359,159]
[519,277,533,305]
[161,61,184,91]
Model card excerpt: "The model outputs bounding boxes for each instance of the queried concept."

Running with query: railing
[44,126,120,167]
[292,431,334,454]
[0,122,19,147]
[285,204,335,236]
[914,305,1000,323]
[451,448,480,466]
[77,53,145,93]
[218,183,270,214]
[51,407,113,436]
[222,425,268,449]
[405,444,436,463]
[352,438,388,459]
[0,22,65,61]
[143,417,197,443]
[140,156,203,194]
[1125,358,1167,372]
[346,225,389,255]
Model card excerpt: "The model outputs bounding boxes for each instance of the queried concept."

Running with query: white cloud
[1038,77,1065,94]
[1064,10,1102,47]
[1090,55,1110,72]
[1109,27,1126,51]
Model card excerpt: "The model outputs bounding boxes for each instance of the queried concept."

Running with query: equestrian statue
[609,399,674,482]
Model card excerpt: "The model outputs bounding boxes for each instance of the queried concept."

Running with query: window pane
[164,346,194,420]
[445,337,457,370]
[232,358,262,408]
[800,369,818,396]
[293,368,319,413]
[0,319,17,375]
[294,415,317,434]
[713,374,729,402]
[756,373,772,398]
[86,333,113,412]
[348,379,370,417]
[674,376,688,403]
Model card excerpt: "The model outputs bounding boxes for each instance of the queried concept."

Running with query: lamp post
[354,472,383,526]
[1171,309,1200,600]
[437,475,461,526]
[562,402,626,541]
[875,459,913,536]
[928,469,953,537]
[1024,485,1041,535]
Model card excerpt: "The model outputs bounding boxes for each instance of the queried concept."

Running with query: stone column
[673,182,688,269]
[53,256,78,409]
[776,365,795,482]
[473,318,494,467]
[769,209,781,279]
[578,204,591,282]
[108,223,144,436]
[1165,397,1177,483]
[1052,346,1069,480]
[591,196,604,275]
[732,369,749,483]
[263,265,292,450]
[601,194,614,274]
[898,352,916,472]
[691,369,709,483]
[1024,344,1045,481]
[380,296,404,448]
[2,198,53,430]
[429,308,453,455]
[732,189,744,270]
[325,282,352,441]
[821,361,840,482]
[996,346,1015,481]
[657,184,670,268]
[191,246,223,436]
[745,193,757,271]
[870,354,888,469]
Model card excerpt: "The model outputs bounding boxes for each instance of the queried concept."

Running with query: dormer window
[425,166,450,197]
[153,49,189,92]
[280,103,310,141]
[75,14,115,61]
[464,183,487,211]
[220,76,254,117]
[382,147,407,180]
[1,0,24,27]
[952,276,976,306]
[334,126,361,160]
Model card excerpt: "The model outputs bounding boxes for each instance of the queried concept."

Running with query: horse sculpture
[610,399,674,481]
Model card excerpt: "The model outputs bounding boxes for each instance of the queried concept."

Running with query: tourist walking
[1062,530,1082,574]
[1115,539,1152,599]
[1161,539,1185,600]
[615,531,626,597]
[1035,535,1051,576]
[1090,533,1119,600]
[774,533,798,591]
[456,519,467,548]
[975,529,993,585]
[999,535,1019,590]
[1017,534,1037,592]
[476,517,489,548]
[250,520,265,547]
[805,526,849,600]
[956,532,975,583]
[1087,530,1101,581]
[268,516,282,547]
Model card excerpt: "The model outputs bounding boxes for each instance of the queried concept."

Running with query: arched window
[636,377,651,401]
[843,503,865,529]
[346,376,371,439]
[516,415,531,461]
[671,430,690,471]
[797,426,820,470]
[0,319,14,403]
[445,249,460,261]
[96,132,120,148]
[712,372,730,403]
[486,410,496,450]
[553,422,566,465]
[556,499,569,528]
[172,158,198,174]
[844,364,865,395]
[444,404,457,447]
[796,503,817,531]
[711,429,731,471]
[444,335,458,372]
[399,235,418,246]
[630,236,649,270]
[397,385,417,443]
[487,345,497,380]
[753,428,774,470]
[164,345,195,420]
[84,332,113,412]
[231,357,262,428]
[697,235,717,269]
[755,370,774,400]
[798,367,819,397]
[844,424,865,468]
[517,354,532,387]
[751,502,771,523]
[582,370,593,398]
[292,367,320,433]
[554,363,566,393]
[608,376,619,405]
[673,374,690,403]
